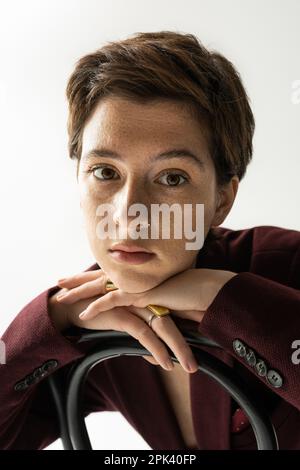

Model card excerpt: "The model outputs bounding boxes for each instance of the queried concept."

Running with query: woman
[1,31,299,450]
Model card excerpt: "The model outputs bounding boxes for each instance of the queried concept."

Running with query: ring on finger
[147,311,170,328]
[105,279,118,292]
[146,304,170,317]
[105,280,171,321]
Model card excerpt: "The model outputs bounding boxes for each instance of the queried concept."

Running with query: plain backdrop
[0,0,299,450]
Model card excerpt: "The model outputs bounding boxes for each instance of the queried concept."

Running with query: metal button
[232,339,247,357]
[42,359,58,373]
[24,375,39,386]
[33,367,48,379]
[255,359,267,377]
[14,380,28,391]
[266,369,283,388]
[245,349,257,367]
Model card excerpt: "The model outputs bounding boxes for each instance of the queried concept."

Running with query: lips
[108,244,155,265]
[109,243,153,254]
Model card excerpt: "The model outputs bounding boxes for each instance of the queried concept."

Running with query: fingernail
[79,310,88,319]
[56,293,67,301]
[187,359,198,372]
[58,278,67,284]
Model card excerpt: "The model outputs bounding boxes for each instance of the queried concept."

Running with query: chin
[109,272,163,293]
[98,263,165,293]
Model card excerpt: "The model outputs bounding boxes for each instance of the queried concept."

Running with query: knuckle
[117,290,132,306]
[152,316,169,330]
[70,286,80,296]
[109,290,120,303]
[156,345,170,361]
[100,290,115,305]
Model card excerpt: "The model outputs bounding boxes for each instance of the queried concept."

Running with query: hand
[55,269,201,373]
[76,268,237,323]
[55,268,237,372]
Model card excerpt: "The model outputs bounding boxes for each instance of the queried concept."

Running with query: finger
[56,277,107,304]
[57,270,103,288]
[150,315,198,373]
[142,355,160,365]
[119,305,198,373]
[77,284,199,320]
[79,290,142,320]
[81,308,175,371]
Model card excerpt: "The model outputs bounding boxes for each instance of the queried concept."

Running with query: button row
[14,359,58,391]
[232,339,283,388]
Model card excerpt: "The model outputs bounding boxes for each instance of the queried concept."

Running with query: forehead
[81,96,209,152]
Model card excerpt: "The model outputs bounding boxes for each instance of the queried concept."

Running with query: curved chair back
[48,329,279,450]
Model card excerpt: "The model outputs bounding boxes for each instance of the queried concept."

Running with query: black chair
[47,329,279,450]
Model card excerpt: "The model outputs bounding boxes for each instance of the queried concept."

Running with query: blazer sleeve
[197,245,300,412]
[0,284,109,450]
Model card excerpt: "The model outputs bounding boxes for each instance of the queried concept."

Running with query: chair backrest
[47,329,279,450]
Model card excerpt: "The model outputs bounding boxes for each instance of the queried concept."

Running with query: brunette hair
[66,30,255,185]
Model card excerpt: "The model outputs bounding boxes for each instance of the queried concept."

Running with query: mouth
[109,243,153,254]
[108,244,155,265]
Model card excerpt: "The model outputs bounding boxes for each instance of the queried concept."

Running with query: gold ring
[146,304,170,317]
[105,279,118,292]
[105,280,170,316]
[148,312,158,328]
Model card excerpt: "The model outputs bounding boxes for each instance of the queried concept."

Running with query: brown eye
[93,166,118,180]
[158,172,188,187]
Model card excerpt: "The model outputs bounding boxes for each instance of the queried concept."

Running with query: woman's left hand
[63,268,237,323]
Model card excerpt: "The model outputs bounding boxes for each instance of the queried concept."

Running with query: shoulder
[201,225,300,283]
[212,224,300,254]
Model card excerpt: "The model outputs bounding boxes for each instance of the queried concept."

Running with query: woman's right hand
[49,269,198,373]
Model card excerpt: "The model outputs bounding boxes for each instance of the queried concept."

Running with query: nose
[112,179,150,235]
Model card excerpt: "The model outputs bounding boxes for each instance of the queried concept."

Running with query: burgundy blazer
[1,225,300,450]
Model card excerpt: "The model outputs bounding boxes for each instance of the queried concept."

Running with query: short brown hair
[66,30,255,185]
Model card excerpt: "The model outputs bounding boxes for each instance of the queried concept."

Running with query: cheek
[79,196,101,247]
[79,179,104,219]
[159,238,197,265]
[195,185,218,228]
[79,179,100,204]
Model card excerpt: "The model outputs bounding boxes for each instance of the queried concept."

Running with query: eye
[156,171,189,187]
[84,165,189,187]
[90,165,119,181]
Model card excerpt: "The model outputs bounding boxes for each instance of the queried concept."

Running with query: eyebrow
[82,147,205,168]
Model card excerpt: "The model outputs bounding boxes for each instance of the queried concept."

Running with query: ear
[211,176,239,227]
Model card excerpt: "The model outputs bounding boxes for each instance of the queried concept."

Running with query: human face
[78,96,227,293]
